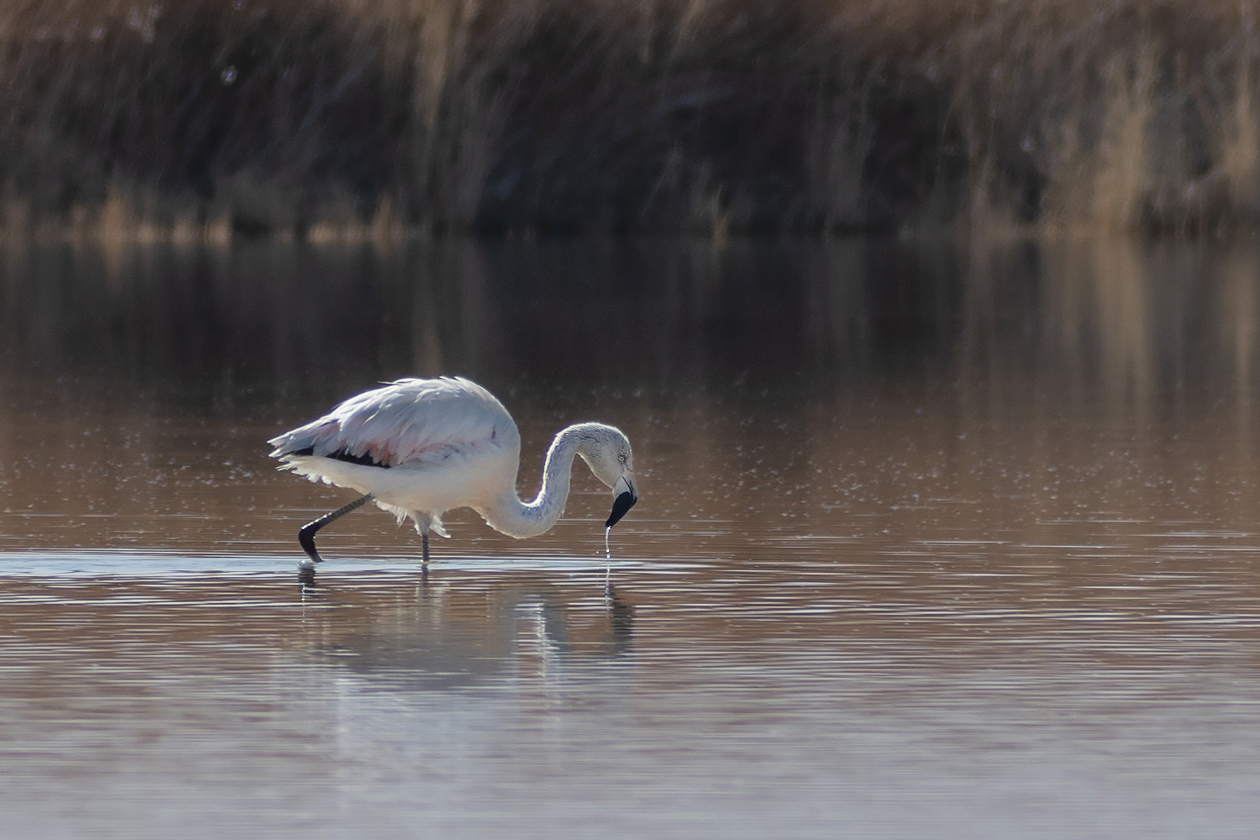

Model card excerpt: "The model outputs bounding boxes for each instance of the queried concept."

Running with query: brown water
[3,238,1260,838]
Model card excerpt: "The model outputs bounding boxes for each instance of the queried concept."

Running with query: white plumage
[269,376,637,581]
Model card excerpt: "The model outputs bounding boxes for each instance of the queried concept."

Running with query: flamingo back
[270,377,518,467]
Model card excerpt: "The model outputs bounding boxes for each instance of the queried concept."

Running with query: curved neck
[481,425,593,539]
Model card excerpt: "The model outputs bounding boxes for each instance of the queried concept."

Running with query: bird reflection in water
[298,576,634,690]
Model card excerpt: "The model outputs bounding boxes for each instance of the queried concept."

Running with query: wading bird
[268,376,638,585]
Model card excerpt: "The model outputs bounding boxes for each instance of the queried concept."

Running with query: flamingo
[268,376,638,584]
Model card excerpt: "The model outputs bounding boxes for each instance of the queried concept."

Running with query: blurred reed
[1,0,1259,241]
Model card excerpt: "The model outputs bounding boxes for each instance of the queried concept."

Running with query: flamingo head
[574,424,638,528]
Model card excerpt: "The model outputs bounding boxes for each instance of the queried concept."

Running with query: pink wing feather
[269,377,518,468]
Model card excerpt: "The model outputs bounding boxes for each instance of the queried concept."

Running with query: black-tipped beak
[605,491,638,528]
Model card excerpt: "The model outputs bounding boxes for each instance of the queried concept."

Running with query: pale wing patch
[273,377,519,469]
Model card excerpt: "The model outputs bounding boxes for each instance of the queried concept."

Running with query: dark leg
[296,494,372,585]
[421,530,430,565]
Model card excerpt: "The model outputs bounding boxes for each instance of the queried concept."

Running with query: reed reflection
[3,237,1259,406]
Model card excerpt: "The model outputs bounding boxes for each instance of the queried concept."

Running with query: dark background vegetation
[1,0,1258,240]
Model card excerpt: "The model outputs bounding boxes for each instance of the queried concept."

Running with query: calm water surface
[3,238,1260,837]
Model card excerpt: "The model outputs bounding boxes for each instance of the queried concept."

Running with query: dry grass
[1,0,1259,240]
